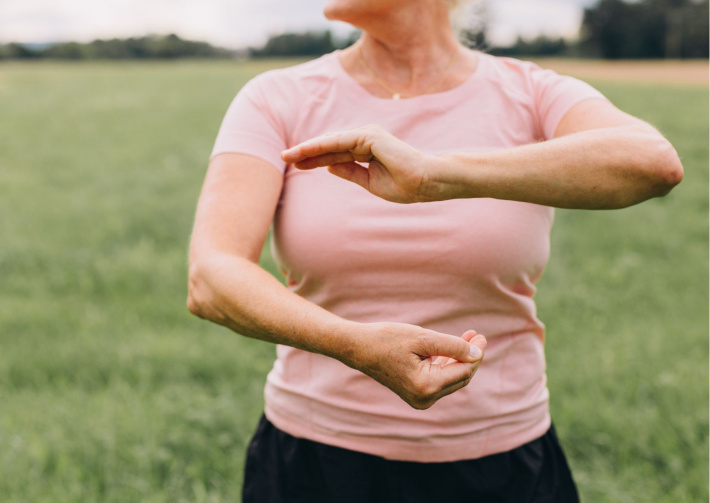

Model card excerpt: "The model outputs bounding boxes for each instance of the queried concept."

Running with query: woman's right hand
[345,323,487,410]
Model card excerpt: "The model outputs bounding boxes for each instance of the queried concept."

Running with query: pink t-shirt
[210,49,607,462]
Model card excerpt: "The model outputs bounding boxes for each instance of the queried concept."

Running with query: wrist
[319,319,371,369]
[329,321,395,377]
[417,153,481,202]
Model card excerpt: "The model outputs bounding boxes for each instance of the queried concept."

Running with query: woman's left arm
[281,98,684,209]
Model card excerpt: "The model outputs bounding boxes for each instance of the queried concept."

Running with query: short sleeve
[210,74,288,173]
[530,65,608,140]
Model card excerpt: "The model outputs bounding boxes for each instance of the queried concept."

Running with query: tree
[490,36,568,57]
[250,31,336,58]
[0,43,40,59]
[580,0,709,58]
[44,42,87,60]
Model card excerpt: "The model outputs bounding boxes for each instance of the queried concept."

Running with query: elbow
[606,128,683,208]
[186,258,234,326]
[650,141,684,197]
[186,262,207,320]
[610,139,683,209]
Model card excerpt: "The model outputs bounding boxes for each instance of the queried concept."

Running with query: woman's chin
[323,7,346,22]
[323,0,364,23]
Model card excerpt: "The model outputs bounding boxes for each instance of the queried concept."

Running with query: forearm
[425,125,683,209]
[187,253,362,366]
[187,252,486,409]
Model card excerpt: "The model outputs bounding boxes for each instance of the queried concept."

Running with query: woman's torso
[261,50,556,462]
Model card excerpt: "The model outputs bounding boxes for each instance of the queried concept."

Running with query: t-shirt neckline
[328,48,488,106]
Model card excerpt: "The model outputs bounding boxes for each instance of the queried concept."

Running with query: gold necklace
[357,44,459,100]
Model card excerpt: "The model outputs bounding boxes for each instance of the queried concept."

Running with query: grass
[538,79,708,502]
[0,59,706,502]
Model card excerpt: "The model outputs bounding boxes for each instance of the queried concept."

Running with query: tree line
[467,0,707,58]
[250,0,708,61]
[580,0,708,58]
[0,34,234,60]
[1,0,707,61]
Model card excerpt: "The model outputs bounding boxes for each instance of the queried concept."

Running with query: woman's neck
[334,2,476,99]
[326,0,477,98]
[355,5,459,79]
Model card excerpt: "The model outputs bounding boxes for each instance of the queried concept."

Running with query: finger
[462,330,487,348]
[281,129,370,164]
[328,162,370,191]
[431,355,450,366]
[470,334,487,350]
[430,360,475,388]
[461,330,477,343]
[416,332,481,364]
[293,151,357,170]
[464,331,487,359]
[433,361,483,401]
[434,357,484,396]
[436,380,469,400]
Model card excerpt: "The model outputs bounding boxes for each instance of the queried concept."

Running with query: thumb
[417,332,481,364]
[434,330,481,367]
[328,162,370,191]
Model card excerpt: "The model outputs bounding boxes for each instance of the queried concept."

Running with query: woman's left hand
[281,124,438,204]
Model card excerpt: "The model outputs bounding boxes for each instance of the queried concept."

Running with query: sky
[0,0,596,49]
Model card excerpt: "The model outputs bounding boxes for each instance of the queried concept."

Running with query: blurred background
[1,0,709,60]
[0,0,707,502]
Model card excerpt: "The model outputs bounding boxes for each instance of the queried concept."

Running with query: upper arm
[554,97,659,138]
[195,73,289,265]
[552,94,684,195]
[189,153,283,265]
[527,62,655,140]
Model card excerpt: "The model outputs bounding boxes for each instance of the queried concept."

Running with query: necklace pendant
[392,93,401,100]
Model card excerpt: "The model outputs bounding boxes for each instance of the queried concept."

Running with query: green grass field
[0,59,707,502]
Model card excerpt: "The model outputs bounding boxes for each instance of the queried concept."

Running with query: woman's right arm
[187,153,486,410]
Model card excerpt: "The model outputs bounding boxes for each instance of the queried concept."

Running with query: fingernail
[469,344,482,360]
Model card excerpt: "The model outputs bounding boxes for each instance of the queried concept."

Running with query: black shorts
[243,413,580,503]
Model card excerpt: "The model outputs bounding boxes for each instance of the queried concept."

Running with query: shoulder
[479,53,552,89]
[230,52,341,144]
[482,53,544,72]
[246,52,340,99]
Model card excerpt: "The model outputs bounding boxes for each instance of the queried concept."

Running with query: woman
[187,0,684,501]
